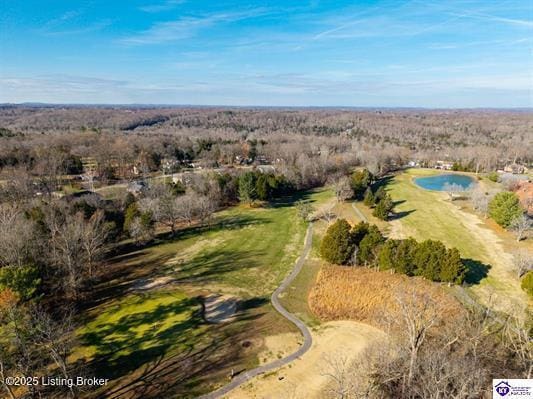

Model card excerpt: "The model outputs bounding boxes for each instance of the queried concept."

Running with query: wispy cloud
[139,0,185,13]
[449,11,533,27]
[120,9,269,45]
[39,9,110,36]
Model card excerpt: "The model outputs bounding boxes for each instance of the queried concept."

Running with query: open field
[384,169,529,316]
[226,320,384,399]
[309,266,463,326]
[73,190,327,397]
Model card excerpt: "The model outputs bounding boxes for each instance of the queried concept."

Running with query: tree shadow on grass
[371,175,395,191]
[172,247,263,286]
[110,214,268,258]
[463,258,491,285]
[268,188,324,209]
[81,295,270,399]
[389,209,416,220]
[79,295,205,381]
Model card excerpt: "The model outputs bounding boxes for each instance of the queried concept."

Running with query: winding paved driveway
[198,223,314,399]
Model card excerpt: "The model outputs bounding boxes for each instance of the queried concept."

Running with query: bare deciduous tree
[509,214,531,242]
[332,176,354,203]
[513,250,533,278]
[320,352,357,399]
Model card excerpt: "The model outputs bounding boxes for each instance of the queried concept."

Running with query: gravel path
[198,223,314,399]
[351,202,368,222]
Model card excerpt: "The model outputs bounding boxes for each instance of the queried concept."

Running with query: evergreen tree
[363,187,375,207]
[439,248,465,284]
[350,169,373,199]
[373,194,394,220]
[358,225,384,264]
[488,191,523,227]
[238,172,257,204]
[320,219,356,265]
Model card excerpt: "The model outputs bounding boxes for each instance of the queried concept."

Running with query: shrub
[320,219,355,265]
[0,264,41,301]
[486,172,499,182]
[488,191,523,227]
[521,272,533,296]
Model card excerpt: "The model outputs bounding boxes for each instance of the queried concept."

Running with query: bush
[521,272,533,296]
[0,264,41,301]
[320,219,356,265]
[488,191,523,227]
[486,172,499,182]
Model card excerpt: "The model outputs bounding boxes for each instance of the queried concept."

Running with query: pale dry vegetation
[309,265,464,326]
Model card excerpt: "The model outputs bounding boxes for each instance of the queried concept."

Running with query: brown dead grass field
[309,266,464,326]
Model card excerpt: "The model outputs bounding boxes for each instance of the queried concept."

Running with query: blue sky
[0,0,531,107]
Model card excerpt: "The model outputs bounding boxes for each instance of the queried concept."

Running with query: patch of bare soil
[204,294,237,323]
[257,332,301,365]
[131,275,175,291]
[226,321,383,399]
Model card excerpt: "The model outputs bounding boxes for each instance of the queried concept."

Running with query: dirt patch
[131,276,175,291]
[204,294,237,323]
[165,237,225,268]
[226,321,383,399]
[257,332,301,365]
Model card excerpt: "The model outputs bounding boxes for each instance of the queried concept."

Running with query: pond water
[414,174,476,191]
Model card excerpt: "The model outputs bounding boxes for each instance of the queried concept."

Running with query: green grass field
[74,188,329,397]
[383,168,527,315]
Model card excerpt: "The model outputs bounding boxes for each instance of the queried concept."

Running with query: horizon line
[1,102,532,112]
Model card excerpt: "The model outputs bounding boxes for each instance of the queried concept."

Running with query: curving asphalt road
[198,223,314,399]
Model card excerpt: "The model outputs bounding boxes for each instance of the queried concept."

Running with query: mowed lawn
[384,169,527,315]
[73,189,326,397]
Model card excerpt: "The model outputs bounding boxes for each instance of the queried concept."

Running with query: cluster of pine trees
[238,171,292,204]
[320,219,466,284]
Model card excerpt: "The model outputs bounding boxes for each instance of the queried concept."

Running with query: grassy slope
[74,189,327,397]
[279,188,333,327]
[385,168,527,315]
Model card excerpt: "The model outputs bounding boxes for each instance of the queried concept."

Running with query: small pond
[414,174,476,191]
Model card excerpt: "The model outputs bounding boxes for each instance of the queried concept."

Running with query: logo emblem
[495,381,511,397]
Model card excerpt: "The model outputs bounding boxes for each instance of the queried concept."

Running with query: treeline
[1,107,531,187]
[320,219,466,284]
[0,165,298,397]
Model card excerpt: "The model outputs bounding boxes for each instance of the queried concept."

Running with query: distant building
[256,165,276,174]
[434,161,453,170]
[127,181,147,195]
[503,163,528,174]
